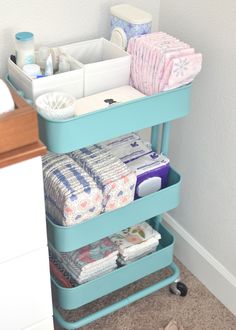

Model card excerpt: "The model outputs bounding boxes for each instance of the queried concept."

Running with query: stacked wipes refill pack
[69,145,137,212]
[128,31,202,95]
[100,132,151,163]
[126,152,170,198]
[101,133,170,198]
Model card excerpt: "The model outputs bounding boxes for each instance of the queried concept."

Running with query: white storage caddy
[59,38,131,96]
[8,38,131,101]
[8,55,84,102]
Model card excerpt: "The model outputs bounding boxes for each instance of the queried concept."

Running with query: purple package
[125,152,170,199]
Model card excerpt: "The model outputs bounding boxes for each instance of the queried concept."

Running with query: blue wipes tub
[110,4,152,49]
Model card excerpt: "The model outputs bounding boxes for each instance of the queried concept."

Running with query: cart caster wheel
[169,281,188,297]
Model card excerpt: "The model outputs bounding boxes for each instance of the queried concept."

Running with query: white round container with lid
[110,4,152,49]
[15,32,35,68]
[22,64,42,79]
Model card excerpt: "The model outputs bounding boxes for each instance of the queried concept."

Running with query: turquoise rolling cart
[42,83,191,329]
[8,77,191,329]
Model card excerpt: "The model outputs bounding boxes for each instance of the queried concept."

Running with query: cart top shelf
[38,83,191,153]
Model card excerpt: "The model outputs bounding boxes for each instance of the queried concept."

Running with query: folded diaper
[127,31,202,95]
[42,153,103,226]
[69,145,137,212]
[110,221,161,265]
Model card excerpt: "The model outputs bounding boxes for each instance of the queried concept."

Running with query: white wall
[160,0,236,314]
[0,0,159,77]
[3,0,235,316]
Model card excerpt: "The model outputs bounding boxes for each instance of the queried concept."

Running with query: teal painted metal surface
[51,223,174,310]
[7,73,187,329]
[151,124,160,152]
[38,84,191,153]
[53,261,180,329]
[47,167,181,252]
[161,122,171,155]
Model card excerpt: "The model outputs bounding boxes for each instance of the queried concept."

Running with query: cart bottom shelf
[53,262,180,330]
[52,221,179,329]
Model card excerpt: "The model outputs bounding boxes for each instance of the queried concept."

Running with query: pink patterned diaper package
[127,32,202,95]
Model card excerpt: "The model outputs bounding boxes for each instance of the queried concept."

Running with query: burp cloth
[110,221,161,265]
[49,237,118,284]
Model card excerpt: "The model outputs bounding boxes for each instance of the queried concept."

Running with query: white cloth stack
[69,145,137,212]
[42,152,103,226]
[110,221,161,265]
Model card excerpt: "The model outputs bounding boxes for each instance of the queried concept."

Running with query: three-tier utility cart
[38,83,191,329]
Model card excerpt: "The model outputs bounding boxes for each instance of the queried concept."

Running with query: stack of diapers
[100,132,151,163]
[110,222,161,265]
[49,237,118,285]
[128,32,202,95]
[69,145,137,212]
[42,153,103,226]
[101,133,170,198]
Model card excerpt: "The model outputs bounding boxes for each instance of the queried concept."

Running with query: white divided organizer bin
[8,55,84,102]
[60,38,131,96]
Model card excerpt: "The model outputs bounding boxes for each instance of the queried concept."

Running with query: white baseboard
[163,213,236,316]
[22,317,54,330]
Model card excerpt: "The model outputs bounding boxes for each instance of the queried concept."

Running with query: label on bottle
[16,50,35,68]
[24,54,35,64]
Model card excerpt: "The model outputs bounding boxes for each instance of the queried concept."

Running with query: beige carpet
[53,258,236,330]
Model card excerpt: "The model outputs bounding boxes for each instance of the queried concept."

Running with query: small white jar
[22,64,42,79]
[15,32,35,68]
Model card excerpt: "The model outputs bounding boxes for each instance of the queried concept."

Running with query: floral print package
[110,221,161,265]
[49,237,118,284]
